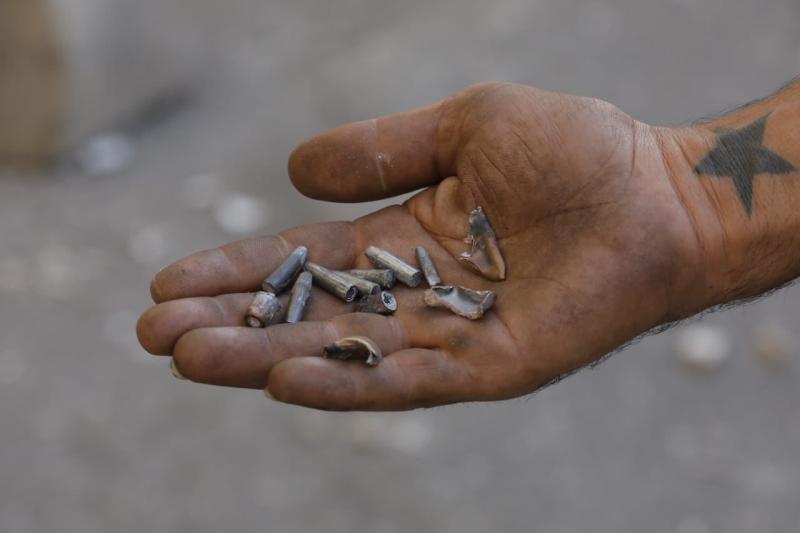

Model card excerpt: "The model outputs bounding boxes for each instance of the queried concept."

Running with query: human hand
[137,82,704,410]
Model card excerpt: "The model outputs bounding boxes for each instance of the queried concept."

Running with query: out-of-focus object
[74,132,135,176]
[0,0,204,167]
[459,207,506,281]
[753,321,794,369]
[674,323,731,372]
[214,193,269,236]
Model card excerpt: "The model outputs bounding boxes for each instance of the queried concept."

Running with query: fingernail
[170,359,187,380]
[264,387,275,400]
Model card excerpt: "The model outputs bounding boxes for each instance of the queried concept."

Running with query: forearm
[656,80,800,310]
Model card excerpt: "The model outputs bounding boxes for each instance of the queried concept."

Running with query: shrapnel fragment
[334,270,381,296]
[285,271,312,323]
[415,246,442,286]
[305,262,358,303]
[246,291,283,327]
[262,246,308,294]
[348,269,396,289]
[423,285,496,320]
[459,207,506,281]
[323,336,383,366]
[364,246,422,287]
[355,291,398,315]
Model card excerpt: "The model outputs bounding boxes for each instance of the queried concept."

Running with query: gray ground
[2,0,800,532]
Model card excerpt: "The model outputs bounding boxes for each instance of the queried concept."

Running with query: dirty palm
[137,82,700,411]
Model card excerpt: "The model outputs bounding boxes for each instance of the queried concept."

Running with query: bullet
[415,246,442,286]
[423,285,496,320]
[334,270,381,296]
[347,269,396,289]
[355,291,398,315]
[285,271,312,324]
[459,207,506,281]
[246,291,283,328]
[323,336,383,367]
[364,246,422,287]
[305,262,358,303]
[261,246,308,294]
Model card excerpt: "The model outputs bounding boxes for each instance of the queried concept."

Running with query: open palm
[137,82,701,410]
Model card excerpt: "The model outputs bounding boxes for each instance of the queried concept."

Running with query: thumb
[288,97,456,202]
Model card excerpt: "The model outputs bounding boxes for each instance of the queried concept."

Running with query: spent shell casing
[364,246,422,287]
[246,291,283,328]
[415,246,442,286]
[334,270,381,296]
[355,291,398,315]
[285,271,312,323]
[305,262,358,303]
[347,269,396,289]
[261,246,308,294]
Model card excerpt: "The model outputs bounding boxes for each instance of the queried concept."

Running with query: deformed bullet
[262,246,308,294]
[415,246,442,286]
[459,207,506,281]
[323,336,383,366]
[246,291,283,328]
[348,269,396,289]
[356,291,398,315]
[335,270,381,296]
[423,285,496,320]
[305,262,358,303]
[364,246,422,287]
[286,271,312,323]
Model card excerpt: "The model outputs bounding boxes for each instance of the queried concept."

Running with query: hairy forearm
[656,79,800,310]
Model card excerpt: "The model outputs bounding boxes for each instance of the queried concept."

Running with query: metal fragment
[356,291,398,315]
[286,271,312,323]
[423,285,496,320]
[364,246,422,287]
[246,291,283,328]
[262,246,308,294]
[305,262,358,303]
[459,207,506,281]
[323,336,383,366]
[415,246,442,286]
[170,359,187,380]
[334,270,381,296]
[348,269,396,289]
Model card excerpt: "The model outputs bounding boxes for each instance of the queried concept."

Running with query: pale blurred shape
[180,173,222,210]
[674,324,730,371]
[75,132,135,177]
[127,225,168,265]
[213,193,269,236]
[387,417,433,454]
[752,321,794,369]
[0,350,27,386]
[675,516,710,533]
[37,244,79,298]
[0,256,29,293]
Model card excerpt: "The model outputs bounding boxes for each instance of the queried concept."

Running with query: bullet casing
[261,246,308,294]
[335,270,381,296]
[305,262,358,303]
[286,271,312,323]
[355,291,398,315]
[364,246,422,287]
[246,291,283,328]
[347,269,396,289]
[415,246,442,286]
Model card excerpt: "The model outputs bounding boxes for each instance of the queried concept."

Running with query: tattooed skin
[694,114,796,214]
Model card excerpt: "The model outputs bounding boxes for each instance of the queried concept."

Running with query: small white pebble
[674,324,731,371]
[127,226,168,265]
[75,132,135,177]
[213,193,269,236]
[179,173,222,210]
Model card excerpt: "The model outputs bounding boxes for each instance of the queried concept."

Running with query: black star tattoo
[694,114,796,214]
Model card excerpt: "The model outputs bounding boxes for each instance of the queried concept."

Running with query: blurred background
[2,0,800,531]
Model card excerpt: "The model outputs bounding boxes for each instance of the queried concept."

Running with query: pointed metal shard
[347,269,396,289]
[458,207,506,281]
[246,291,283,328]
[364,246,422,287]
[355,291,398,315]
[415,246,442,286]
[323,336,383,366]
[285,271,312,323]
[423,285,496,320]
[261,246,308,294]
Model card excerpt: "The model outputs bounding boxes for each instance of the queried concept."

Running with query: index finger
[150,221,356,303]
